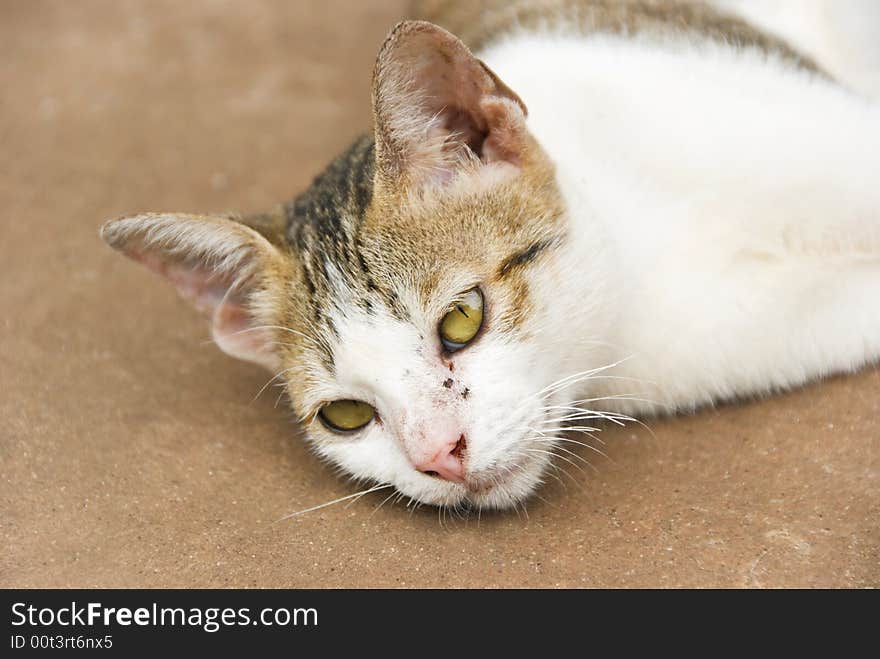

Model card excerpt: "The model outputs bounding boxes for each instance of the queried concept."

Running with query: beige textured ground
[2,0,878,588]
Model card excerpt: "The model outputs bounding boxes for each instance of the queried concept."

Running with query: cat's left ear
[101,213,286,371]
[371,20,529,189]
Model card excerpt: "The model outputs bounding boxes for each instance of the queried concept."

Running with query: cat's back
[410,0,822,73]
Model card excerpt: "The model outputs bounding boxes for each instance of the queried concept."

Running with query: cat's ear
[101,213,285,371]
[371,20,529,189]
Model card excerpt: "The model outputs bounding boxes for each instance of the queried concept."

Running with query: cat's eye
[439,288,484,352]
[318,400,375,433]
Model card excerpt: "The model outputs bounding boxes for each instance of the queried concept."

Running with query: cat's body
[102,1,880,510]
[471,4,880,416]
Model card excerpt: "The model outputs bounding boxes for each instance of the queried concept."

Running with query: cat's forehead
[279,134,545,302]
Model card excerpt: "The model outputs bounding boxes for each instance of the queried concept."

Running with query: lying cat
[102,1,880,511]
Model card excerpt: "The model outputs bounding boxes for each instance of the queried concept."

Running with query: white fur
[714,0,880,97]
[306,267,560,509]
[478,26,880,417]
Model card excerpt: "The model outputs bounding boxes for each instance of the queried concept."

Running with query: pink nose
[415,435,467,483]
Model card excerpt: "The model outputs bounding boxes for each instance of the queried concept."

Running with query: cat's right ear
[100,213,286,371]
[371,20,530,191]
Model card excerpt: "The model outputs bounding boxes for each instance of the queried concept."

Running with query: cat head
[102,21,604,510]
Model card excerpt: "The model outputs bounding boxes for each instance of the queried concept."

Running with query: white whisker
[274,483,393,521]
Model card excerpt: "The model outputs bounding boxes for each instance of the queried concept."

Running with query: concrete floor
[2,0,878,588]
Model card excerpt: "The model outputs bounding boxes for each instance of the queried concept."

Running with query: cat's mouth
[461,455,527,494]
[459,446,550,504]
[401,446,548,510]
[453,415,557,503]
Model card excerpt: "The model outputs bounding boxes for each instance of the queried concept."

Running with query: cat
[101,0,880,512]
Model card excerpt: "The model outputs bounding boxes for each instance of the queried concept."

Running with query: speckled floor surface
[2,0,878,588]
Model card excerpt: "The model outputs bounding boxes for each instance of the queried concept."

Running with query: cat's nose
[415,434,467,483]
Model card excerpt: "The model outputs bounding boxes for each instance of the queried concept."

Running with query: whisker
[564,392,663,408]
[537,435,609,452]
[274,483,393,522]
[534,358,634,398]
[530,436,610,461]
[273,387,288,409]
[524,447,586,478]
[370,489,401,517]
[542,442,599,473]
[253,366,296,402]
[230,324,317,343]
[543,408,632,425]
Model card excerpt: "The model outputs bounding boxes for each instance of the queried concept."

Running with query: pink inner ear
[135,251,229,313]
[211,302,279,371]
[413,48,522,165]
[375,22,529,184]
[132,249,279,371]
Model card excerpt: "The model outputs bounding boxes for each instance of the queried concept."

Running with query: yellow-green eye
[318,400,375,433]
[439,288,484,352]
